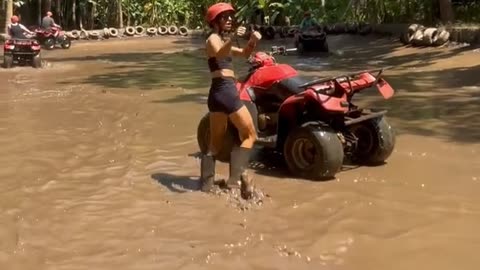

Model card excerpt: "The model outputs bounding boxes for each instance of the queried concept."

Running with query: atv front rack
[298,68,388,90]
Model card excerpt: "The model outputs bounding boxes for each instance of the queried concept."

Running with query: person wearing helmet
[200,2,262,199]
[300,10,319,32]
[8,15,34,39]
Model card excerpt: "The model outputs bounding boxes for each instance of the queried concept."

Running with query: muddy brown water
[0,35,479,269]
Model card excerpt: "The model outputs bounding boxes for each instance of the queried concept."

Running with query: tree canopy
[2,0,479,33]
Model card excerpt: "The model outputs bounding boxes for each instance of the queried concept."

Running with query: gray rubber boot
[225,146,254,199]
[200,153,215,192]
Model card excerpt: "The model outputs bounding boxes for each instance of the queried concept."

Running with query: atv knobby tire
[44,37,55,50]
[348,116,395,165]
[3,55,13,68]
[32,54,41,68]
[197,112,239,162]
[61,37,71,49]
[284,123,344,180]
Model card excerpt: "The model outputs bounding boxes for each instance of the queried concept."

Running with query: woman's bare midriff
[211,69,235,79]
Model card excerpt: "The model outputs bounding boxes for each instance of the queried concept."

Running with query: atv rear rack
[298,68,388,89]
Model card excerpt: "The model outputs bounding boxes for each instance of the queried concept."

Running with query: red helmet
[11,15,19,23]
[206,3,235,25]
[251,52,276,68]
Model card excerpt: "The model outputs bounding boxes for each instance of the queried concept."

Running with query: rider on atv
[299,10,320,32]
[41,11,61,37]
[8,15,35,39]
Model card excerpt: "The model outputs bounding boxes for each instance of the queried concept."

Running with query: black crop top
[208,56,233,72]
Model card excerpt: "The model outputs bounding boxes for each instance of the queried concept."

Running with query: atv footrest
[345,110,387,126]
[256,135,277,148]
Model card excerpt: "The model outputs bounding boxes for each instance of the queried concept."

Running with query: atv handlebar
[270,46,297,56]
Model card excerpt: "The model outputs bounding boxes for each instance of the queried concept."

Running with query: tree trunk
[89,3,95,29]
[4,0,13,34]
[72,0,76,28]
[78,1,84,30]
[38,0,42,25]
[118,0,123,28]
[438,0,454,23]
[55,0,61,26]
[44,0,52,14]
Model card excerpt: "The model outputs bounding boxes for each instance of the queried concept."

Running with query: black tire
[264,26,276,40]
[321,40,329,52]
[284,123,344,180]
[61,37,71,49]
[3,55,13,68]
[297,41,304,54]
[349,116,396,165]
[44,38,55,50]
[32,54,42,68]
[196,113,239,163]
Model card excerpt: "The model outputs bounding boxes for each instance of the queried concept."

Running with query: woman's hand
[236,26,247,37]
[249,31,262,42]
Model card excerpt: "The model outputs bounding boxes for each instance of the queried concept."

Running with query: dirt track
[0,35,479,269]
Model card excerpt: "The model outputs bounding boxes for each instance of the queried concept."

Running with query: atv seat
[273,76,310,98]
[252,76,309,110]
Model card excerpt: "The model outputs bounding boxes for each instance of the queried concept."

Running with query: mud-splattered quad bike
[294,27,329,54]
[197,46,396,180]
[3,38,42,68]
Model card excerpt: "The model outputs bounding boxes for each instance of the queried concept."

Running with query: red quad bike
[3,38,42,68]
[197,46,396,180]
[34,26,71,50]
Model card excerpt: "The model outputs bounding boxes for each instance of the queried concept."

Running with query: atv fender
[275,92,315,148]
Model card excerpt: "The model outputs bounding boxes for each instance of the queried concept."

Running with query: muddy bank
[0,35,479,269]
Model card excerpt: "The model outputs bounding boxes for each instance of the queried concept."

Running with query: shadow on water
[366,64,480,143]
[151,172,200,193]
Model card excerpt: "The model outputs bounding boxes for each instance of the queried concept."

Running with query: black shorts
[207,77,243,114]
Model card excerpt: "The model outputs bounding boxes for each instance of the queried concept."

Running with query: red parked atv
[33,26,71,50]
[197,46,396,180]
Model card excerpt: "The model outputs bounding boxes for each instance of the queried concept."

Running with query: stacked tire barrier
[4,22,477,46]
[64,25,190,40]
[400,24,450,47]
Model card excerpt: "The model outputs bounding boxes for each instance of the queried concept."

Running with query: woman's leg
[229,106,257,148]
[224,105,257,199]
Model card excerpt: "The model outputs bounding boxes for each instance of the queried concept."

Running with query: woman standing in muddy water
[200,2,262,199]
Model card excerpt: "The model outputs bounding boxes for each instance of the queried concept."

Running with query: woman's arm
[20,24,34,34]
[231,31,262,58]
[207,34,233,58]
[231,40,256,58]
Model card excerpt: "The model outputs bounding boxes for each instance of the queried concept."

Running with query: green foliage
[8,0,480,30]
